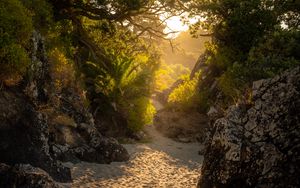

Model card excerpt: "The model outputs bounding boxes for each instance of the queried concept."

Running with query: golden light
[165,16,189,32]
[162,15,199,39]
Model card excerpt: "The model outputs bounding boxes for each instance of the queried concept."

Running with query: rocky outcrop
[0,30,129,186]
[48,88,130,163]
[51,121,129,163]
[25,31,129,165]
[25,30,51,103]
[0,163,60,188]
[0,88,71,182]
[198,67,300,188]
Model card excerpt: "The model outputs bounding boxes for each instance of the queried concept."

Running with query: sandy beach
[62,124,203,188]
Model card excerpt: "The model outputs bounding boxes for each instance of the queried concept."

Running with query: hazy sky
[162,15,199,39]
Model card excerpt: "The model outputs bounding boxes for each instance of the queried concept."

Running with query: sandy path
[62,100,203,188]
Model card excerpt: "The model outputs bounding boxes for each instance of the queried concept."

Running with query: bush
[0,0,33,83]
[125,97,156,132]
[217,63,245,102]
[154,63,190,92]
[0,0,33,45]
[217,29,300,104]
[20,0,53,31]
[168,73,200,111]
[48,48,75,92]
[0,44,30,84]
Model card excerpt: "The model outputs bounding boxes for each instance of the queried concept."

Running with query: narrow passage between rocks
[62,100,203,188]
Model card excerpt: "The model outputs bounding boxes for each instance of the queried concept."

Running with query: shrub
[217,64,244,103]
[48,48,75,92]
[168,73,199,110]
[0,44,30,84]
[0,0,33,84]
[154,62,190,92]
[125,97,156,132]
[0,0,33,45]
[20,0,53,31]
[217,30,300,105]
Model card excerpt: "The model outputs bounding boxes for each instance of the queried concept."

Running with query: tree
[177,0,300,106]
[45,0,184,131]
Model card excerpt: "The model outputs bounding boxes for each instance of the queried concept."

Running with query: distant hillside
[160,31,210,69]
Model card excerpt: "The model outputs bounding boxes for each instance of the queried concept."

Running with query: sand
[61,100,203,187]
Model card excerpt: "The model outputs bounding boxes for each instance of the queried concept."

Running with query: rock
[132,131,147,141]
[24,30,50,103]
[177,135,191,143]
[0,89,71,182]
[52,122,129,164]
[207,105,223,121]
[42,86,130,164]
[92,100,133,138]
[0,30,130,184]
[207,106,218,117]
[0,163,60,188]
[77,123,130,162]
[198,67,300,188]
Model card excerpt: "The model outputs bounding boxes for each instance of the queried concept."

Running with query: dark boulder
[48,88,130,163]
[0,163,60,188]
[198,67,300,188]
[0,89,71,182]
[51,123,129,163]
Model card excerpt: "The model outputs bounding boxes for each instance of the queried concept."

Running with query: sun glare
[163,16,188,39]
[165,16,189,32]
[162,15,199,39]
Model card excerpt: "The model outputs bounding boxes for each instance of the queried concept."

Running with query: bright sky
[162,15,198,39]
[165,16,189,32]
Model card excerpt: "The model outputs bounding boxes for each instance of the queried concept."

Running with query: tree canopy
[0,0,299,129]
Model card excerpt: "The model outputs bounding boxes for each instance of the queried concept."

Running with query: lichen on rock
[198,67,300,188]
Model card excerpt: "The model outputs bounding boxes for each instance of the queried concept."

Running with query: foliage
[0,44,30,85]
[184,0,300,107]
[124,97,156,132]
[20,0,53,31]
[0,0,184,133]
[48,48,75,92]
[217,64,244,102]
[80,19,159,131]
[0,0,33,83]
[3,0,297,134]
[154,62,190,92]
[246,29,300,80]
[168,73,200,111]
[217,29,300,102]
